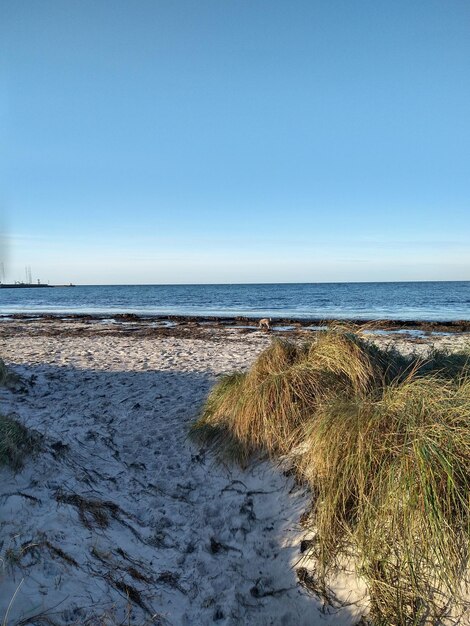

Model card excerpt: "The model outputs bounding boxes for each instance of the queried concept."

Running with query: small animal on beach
[259,318,272,330]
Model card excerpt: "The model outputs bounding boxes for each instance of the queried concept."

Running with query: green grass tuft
[0,358,34,469]
[0,413,32,470]
[0,358,9,386]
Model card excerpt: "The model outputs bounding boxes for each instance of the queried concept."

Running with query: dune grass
[0,411,32,470]
[0,358,9,386]
[191,327,470,625]
[192,330,399,461]
[0,358,32,470]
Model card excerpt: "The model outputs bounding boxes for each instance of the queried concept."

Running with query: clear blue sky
[1,0,469,284]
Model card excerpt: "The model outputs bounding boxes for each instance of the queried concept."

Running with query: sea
[0,282,469,321]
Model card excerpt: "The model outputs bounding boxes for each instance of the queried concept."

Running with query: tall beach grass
[191,327,470,624]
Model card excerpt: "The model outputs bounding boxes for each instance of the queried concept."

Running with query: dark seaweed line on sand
[2,313,470,333]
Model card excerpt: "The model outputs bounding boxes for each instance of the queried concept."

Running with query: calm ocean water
[0,282,469,321]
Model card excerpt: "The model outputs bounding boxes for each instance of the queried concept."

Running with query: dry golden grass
[297,376,469,624]
[192,328,399,459]
[191,327,470,625]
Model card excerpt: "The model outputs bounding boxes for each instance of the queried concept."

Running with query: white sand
[0,325,467,625]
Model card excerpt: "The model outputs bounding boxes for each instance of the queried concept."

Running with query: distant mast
[24,265,33,284]
[0,265,74,288]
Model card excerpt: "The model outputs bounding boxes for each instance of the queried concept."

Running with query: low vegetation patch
[0,414,32,470]
[191,327,470,625]
[0,358,10,386]
[0,358,33,469]
[0,357,24,391]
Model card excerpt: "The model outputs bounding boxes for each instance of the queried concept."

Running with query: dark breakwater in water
[0,281,469,321]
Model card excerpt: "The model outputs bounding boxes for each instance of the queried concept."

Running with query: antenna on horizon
[25,265,33,284]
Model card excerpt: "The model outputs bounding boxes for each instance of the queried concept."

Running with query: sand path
[0,331,368,625]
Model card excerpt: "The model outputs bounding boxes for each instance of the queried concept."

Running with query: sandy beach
[4,0,470,620]
[1,318,468,625]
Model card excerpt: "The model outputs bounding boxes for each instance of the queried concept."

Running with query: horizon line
[40,279,470,287]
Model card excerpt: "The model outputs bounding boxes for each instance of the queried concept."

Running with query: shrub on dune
[191,327,470,624]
